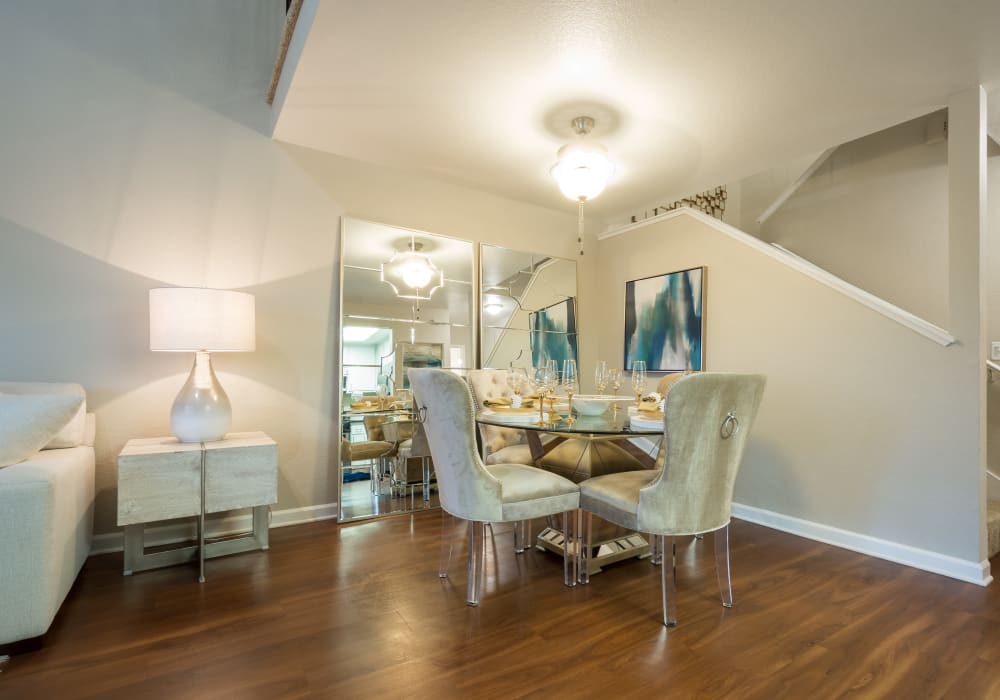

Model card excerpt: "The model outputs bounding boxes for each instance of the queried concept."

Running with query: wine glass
[608,368,623,397]
[562,359,578,423]
[534,364,555,425]
[595,360,608,395]
[631,360,647,408]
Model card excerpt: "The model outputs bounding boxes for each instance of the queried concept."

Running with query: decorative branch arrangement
[629,185,727,223]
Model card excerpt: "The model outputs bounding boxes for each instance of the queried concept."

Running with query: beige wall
[743,113,950,327]
[0,2,597,536]
[596,213,983,563]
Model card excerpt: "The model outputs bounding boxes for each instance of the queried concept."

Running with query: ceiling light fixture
[380,238,444,300]
[483,301,504,315]
[551,116,615,257]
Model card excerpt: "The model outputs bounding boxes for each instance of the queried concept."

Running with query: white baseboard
[732,503,993,587]
[90,502,339,556]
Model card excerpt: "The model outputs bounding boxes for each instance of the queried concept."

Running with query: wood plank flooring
[1,512,999,699]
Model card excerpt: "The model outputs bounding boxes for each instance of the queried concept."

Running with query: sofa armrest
[0,446,95,644]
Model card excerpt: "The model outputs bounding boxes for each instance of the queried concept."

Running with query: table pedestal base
[535,526,650,575]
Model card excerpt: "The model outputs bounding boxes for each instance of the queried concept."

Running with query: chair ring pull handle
[417,406,428,424]
[721,411,739,439]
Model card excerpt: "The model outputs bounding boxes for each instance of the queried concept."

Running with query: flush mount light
[380,238,444,300]
[551,116,614,256]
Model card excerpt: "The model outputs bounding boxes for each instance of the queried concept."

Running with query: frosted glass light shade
[551,143,615,202]
[380,251,444,301]
[149,288,255,352]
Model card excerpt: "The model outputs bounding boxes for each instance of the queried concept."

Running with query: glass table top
[477,408,662,436]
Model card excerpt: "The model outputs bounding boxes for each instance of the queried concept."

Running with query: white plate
[629,415,663,431]
[482,409,547,424]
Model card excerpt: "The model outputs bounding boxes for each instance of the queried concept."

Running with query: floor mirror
[338,218,475,521]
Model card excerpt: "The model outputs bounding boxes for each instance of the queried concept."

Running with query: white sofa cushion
[0,393,85,468]
[0,382,88,449]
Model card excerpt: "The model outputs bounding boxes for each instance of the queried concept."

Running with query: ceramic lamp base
[171,351,232,443]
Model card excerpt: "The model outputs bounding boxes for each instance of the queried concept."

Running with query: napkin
[639,392,664,413]
[484,397,534,408]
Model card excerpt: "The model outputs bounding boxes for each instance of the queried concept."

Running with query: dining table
[477,403,665,575]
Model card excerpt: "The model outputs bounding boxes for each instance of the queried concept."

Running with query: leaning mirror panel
[480,244,578,371]
[339,218,475,521]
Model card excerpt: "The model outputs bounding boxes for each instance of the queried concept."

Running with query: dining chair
[408,368,581,606]
[578,372,766,627]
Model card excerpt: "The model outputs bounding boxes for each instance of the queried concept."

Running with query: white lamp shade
[149,288,256,352]
[551,142,615,202]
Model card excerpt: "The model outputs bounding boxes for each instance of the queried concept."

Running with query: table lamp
[149,287,256,443]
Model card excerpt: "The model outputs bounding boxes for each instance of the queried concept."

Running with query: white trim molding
[732,503,992,587]
[90,502,339,556]
[600,207,957,347]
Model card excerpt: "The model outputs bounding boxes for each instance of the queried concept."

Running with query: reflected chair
[408,368,581,606]
[578,372,766,627]
[340,435,394,494]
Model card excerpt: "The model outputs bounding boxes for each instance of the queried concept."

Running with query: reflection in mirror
[340,218,474,521]
[480,245,578,370]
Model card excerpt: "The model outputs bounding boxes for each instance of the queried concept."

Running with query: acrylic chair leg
[660,535,678,627]
[562,510,577,587]
[715,524,733,608]
[650,532,663,566]
[694,533,704,541]
[579,511,592,585]
[439,512,460,578]
[514,520,533,553]
[466,520,486,606]
[422,458,431,501]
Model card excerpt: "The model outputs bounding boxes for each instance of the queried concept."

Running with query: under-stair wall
[596,207,987,583]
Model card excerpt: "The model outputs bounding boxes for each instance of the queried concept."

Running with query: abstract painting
[624,267,704,371]
[399,342,443,388]
[529,297,578,370]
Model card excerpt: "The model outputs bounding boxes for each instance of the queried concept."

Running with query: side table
[117,431,278,581]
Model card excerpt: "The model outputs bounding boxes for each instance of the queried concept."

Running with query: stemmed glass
[608,368,623,397]
[534,364,556,425]
[545,359,560,415]
[631,360,647,408]
[562,359,578,423]
[595,361,608,395]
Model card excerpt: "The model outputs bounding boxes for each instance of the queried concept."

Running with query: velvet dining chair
[577,372,766,627]
[408,368,581,606]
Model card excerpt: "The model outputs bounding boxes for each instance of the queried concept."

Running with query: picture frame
[398,342,444,388]
[529,297,578,369]
[624,267,704,372]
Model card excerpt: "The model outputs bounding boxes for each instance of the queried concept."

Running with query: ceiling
[274,1,1000,223]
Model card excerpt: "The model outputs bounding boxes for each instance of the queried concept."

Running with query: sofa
[0,382,95,648]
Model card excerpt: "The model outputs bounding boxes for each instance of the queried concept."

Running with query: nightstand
[117,431,278,581]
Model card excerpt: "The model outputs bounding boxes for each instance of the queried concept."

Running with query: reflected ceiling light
[551,116,614,256]
[483,300,504,315]
[380,238,444,300]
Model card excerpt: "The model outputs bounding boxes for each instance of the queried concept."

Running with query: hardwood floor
[2,513,999,699]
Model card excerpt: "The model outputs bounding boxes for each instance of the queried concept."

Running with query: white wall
[0,2,598,536]
[596,212,984,567]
